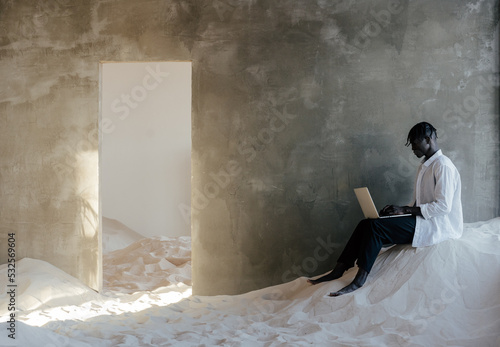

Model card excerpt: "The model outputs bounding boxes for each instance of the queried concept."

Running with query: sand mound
[0,258,103,315]
[102,217,144,253]
[103,235,191,294]
[0,219,499,346]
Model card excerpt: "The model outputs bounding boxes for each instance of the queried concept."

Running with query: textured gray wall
[0,0,498,294]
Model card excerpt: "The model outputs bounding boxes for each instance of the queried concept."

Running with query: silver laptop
[354,187,411,219]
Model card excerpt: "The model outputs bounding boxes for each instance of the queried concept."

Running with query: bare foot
[328,268,368,296]
[307,263,346,285]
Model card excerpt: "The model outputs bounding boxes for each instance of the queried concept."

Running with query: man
[308,122,463,296]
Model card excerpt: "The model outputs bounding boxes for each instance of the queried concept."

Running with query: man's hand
[380,205,422,217]
[380,205,408,216]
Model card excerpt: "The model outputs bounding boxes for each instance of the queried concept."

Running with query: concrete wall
[0,0,498,294]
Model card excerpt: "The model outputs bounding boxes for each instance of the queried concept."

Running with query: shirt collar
[422,149,442,166]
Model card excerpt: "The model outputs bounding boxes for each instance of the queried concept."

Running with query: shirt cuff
[419,204,431,220]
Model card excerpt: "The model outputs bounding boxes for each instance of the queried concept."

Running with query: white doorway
[100,61,192,242]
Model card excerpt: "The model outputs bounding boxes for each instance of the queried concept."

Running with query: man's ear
[424,136,431,144]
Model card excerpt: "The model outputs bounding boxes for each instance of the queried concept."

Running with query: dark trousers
[337,216,416,273]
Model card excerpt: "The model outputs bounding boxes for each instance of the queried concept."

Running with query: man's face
[410,137,430,158]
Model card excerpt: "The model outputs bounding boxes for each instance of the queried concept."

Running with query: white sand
[102,217,145,253]
[1,219,500,346]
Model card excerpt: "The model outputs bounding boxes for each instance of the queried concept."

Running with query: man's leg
[308,219,374,285]
[329,216,416,296]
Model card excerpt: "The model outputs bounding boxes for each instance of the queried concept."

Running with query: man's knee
[358,218,378,230]
[354,219,379,238]
[358,218,373,228]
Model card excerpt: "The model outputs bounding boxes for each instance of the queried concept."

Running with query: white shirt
[411,150,463,247]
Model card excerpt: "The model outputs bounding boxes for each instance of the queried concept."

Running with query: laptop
[354,187,412,219]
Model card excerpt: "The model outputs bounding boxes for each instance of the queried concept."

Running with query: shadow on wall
[76,191,100,290]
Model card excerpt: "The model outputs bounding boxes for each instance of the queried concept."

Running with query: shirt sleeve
[419,164,457,220]
[409,172,418,207]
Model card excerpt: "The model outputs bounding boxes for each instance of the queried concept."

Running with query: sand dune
[102,217,145,253]
[103,235,191,295]
[1,219,499,346]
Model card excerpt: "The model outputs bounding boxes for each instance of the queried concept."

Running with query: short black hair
[406,122,437,146]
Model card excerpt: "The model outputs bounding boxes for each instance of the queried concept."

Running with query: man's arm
[380,205,422,217]
[403,206,422,217]
[418,164,457,220]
